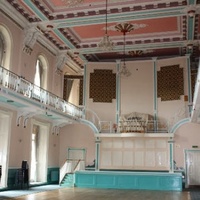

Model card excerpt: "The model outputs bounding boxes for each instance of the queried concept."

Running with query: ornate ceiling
[1,0,200,71]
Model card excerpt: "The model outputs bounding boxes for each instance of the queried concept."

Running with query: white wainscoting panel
[99,137,170,170]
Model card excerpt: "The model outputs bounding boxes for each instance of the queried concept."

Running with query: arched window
[34,59,43,88]
[0,25,11,69]
[34,55,48,90]
[0,32,5,66]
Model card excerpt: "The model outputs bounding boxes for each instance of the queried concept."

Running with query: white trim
[0,109,13,188]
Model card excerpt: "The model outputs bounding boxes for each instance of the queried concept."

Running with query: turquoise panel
[75,171,182,191]
[159,177,181,189]
[7,168,18,189]
[138,176,159,189]
[76,174,95,186]
[96,175,115,187]
[117,175,137,189]
[6,168,60,190]
[47,167,59,184]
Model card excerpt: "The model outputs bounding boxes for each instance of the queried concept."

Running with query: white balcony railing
[0,66,83,119]
[118,119,168,133]
[1,65,190,134]
[0,66,103,132]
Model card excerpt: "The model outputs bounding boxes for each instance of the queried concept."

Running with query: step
[60,173,74,187]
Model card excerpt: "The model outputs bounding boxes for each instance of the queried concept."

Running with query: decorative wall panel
[157,65,184,101]
[99,138,169,171]
[90,69,116,103]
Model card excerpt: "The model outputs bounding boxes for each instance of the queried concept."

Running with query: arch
[0,24,12,69]
[170,118,190,133]
[34,54,48,90]
[80,119,99,134]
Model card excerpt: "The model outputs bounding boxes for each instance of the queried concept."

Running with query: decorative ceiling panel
[2,0,200,69]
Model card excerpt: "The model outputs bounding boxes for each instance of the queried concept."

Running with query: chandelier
[115,22,134,77]
[128,49,154,56]
[61,0,84,7]
[98,0,114,51]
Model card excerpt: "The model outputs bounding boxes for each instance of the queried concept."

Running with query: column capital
[152,57,157,61]
[116,59,121,64]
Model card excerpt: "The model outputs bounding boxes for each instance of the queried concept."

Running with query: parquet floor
[10,187,191,200]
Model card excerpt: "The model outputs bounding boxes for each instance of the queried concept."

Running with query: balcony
[0,65,191,135]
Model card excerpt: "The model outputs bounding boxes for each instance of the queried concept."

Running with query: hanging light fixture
[61,0,84,7]
[128,49,154,56]
[115,22,134,77]
[98,0,114,51]
[129,50,144,56]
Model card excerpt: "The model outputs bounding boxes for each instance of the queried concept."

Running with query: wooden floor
[11,187,191,200]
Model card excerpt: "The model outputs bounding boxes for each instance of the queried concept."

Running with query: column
[116,60,121,124]
[153,57,158,131]
[186,54,192,113]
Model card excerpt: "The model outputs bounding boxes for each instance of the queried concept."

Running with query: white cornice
[0,1,63,57]
[0,1,29,29]
[37,34,59,56]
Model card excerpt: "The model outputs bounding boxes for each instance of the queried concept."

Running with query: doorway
[63,75,83,106]
[185,149,200,188]
[30,120,49,185]
[0,110,12,188]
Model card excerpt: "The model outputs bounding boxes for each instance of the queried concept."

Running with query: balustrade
[1,65,189,134]
[0,66,83,119]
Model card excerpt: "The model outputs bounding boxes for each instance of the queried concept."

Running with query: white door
[0,111,12,188]
[30,121,49,184]
[185,149,200,187]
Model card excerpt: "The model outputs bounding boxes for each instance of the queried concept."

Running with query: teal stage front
[75,171,182,191]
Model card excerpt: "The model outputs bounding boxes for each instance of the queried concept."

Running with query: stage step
[60,173,74,187]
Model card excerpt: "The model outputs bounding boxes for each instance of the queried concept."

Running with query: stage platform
[75,170,182,191]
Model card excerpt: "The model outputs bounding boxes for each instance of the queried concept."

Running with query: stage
[75,170,182,191]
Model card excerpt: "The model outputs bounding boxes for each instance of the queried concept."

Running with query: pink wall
[0,13,58,96]
[120,60,154,115]
[0,13,22,73]
[7,110,59,168]
[174,122,200,168]
[1,11,200,173]
[47,131,59,167]
[59,124,95,166]
[8,111,32,167]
